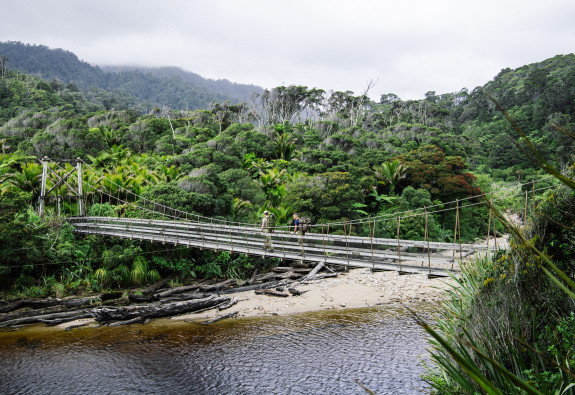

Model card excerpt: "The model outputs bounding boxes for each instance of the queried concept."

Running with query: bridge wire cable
[75,157,559,229]
[41,156,562,262]
[78,176,559,230]
[69,178,560,254]
[69,177,559,246]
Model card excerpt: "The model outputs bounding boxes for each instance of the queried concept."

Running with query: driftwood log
[142,276,173,295]
[155,285,199,298]
[301,262,325,281]
[0,295,112,314]
[217,297,238,311]
[0,310,93,328]
[198,279,236,292]
[128,293,160,303]
[288,287,307,296]
[299,273,338,283]
[90,295,230,324]
[159,293,211,304]
[202,311,238,325]
[255,289,289,298]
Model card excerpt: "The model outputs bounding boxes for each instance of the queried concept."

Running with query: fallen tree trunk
[142,276,173,295]
[277,271,305,280]
[128,293,160,303]
[91,295,230,324]
[0,292,127,314]
[247,268,259,285]
[221,281,282,295]
[0,310,92,328]
[255,289,289,298]
[273,266,312,274]
[203,311,238,325]
[0,305,72,324]
[217,297,238,311]
[288,287,307,296]
[299,273,338,283]
[0,296,104,313]
[159,293,211,304]
[154,285,198,298]
[197,279,236,292]
[300,261,325,281]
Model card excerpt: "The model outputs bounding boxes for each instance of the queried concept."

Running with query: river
[0,304,436,394]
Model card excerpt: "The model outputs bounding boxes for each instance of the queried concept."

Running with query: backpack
[267,213,276,232]
[300,217,311,234]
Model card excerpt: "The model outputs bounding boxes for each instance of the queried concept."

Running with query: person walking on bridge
[261,211,274,252]
[292,213,304,250]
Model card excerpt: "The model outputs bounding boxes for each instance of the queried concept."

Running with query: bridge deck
[67,217,494,277]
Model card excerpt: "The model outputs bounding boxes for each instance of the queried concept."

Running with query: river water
[0,305,436,394]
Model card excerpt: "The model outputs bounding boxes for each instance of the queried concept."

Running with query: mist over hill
[0,41,263,111]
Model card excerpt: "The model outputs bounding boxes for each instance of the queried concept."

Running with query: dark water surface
[0,305,435,394]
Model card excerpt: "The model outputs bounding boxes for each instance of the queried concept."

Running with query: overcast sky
[2,0,574,100]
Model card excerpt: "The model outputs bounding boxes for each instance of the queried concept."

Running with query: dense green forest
[1,44,574,392]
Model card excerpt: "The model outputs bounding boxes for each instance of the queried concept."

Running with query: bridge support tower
[38,157,85,217]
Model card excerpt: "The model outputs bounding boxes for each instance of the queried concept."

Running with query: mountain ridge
[0,41,263,110]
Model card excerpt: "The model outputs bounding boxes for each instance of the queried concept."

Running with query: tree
[0,55,8,79]
[272,129,297,161]
[250,85,325,126]
[6,162,42,204]
[373,159,408,196]
[396,145,481,200]
[283,172,364,222]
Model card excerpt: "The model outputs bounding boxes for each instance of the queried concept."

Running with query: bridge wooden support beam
[38,158,85,217]
[62,216,494,279]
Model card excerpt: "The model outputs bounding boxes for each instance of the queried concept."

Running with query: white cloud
[1,0,574,100]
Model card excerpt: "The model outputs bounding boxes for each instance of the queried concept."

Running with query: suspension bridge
[37,158,549,278]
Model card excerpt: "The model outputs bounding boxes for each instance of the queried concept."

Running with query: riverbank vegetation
[1,44,574,391]
[421,105,575,393]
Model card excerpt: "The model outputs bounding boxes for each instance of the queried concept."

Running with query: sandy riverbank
[175,269,455,323]
[47,269,456,330]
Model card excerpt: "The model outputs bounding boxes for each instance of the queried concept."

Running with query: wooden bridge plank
[66,216,480,277]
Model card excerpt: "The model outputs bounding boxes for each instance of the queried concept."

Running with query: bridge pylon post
[76,158,85,216]
[38,157,49,217]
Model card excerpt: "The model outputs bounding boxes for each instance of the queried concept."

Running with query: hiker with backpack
[292,213,304,248]
[261,210,274,252]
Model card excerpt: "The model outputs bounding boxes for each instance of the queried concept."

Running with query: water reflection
[0,305,435,394]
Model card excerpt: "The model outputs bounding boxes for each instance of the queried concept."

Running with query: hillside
[0,41,263,111]
[100,65,262,102]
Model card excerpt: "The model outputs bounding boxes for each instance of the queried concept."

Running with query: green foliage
[423,94,575,394]
[150,255,195,278]
[0,190,45,269]
[376,188,440,240]
[373,159,407,196]
[396,145,481,200]
[284,171,364,222]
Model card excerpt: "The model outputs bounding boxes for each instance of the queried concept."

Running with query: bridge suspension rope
[40,157,560,234]
[33,157,564,277]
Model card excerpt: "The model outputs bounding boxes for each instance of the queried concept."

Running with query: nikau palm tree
[373,159,408,196]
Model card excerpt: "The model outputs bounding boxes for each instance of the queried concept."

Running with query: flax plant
[421,93,575,393]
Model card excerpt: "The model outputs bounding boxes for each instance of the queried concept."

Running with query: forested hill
[0,41,263,111]
[100,65,262,103]
[0,40,573,178]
